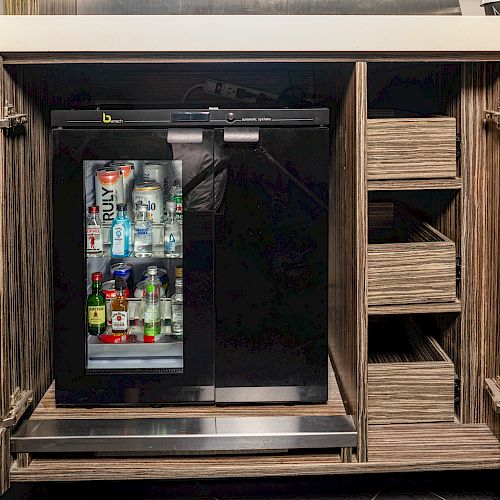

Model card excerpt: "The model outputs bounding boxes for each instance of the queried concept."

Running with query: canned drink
[110,263,134,292]
[95,168,124,223]
[144,163,169,212]
[134,280,166,299]
[110,162,135,216]
[132,182,164,223]
[141,267,169,292]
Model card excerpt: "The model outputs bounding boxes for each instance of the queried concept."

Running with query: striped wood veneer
[366,117,457,180]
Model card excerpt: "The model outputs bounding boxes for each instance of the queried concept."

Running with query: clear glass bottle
[163,201,182,258]
[86,206,103,257]
[170,181,183,224]
[134,204,153,257]
[143,266,162,342]
[171,266,183,338]
[110,277,129,342]
[110,203,131,257]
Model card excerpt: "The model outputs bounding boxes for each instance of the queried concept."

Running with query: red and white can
[95,168,124,223]
[110,162,135,216]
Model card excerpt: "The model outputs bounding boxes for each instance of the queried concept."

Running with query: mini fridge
[52,107,330,406]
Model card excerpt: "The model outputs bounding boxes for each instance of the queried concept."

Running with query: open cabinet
[0,51,499,492]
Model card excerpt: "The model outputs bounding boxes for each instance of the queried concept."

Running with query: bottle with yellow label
[87,272,106,335]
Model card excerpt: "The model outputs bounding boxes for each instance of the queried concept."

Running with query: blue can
[110,263,134,292]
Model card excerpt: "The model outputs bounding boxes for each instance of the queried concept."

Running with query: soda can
[110,262,134,292]
[95,168,124,223]
[144,163,169,211]
[110,162,135,216]
[132,182,164,223]
[134,280,166,299]
[141,267,169,292]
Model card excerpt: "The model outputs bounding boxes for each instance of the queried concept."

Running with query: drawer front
[367,243,456,305]
[367,117,457,180]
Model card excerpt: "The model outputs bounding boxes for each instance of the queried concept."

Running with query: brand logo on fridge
[102,112,124,124]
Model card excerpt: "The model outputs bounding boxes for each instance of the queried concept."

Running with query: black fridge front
[52,108,329,406]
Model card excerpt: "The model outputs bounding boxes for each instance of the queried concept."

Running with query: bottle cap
[175,266,183,279]
[115,278,126,290]
[147,265,158,276]
[91,272,102,282]
[166,201,176,213]
[117,203,127,211]
[89,206,99,214]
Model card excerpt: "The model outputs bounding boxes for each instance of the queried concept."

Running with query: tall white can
[132,182,164,223]
[95,168,124,223]
[110,162,135,216]
[144,163,168,213]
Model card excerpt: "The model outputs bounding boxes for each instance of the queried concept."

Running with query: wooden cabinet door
[460,62,500,442]
[0,62,54,494]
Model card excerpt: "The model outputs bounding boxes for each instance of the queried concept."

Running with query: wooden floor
[30,362,346,419]
[10,423,500,481]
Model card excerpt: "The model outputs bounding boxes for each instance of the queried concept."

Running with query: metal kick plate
[12,415,357,453]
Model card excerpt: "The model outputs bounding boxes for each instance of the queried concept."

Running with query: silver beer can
[95,168,124,223]
[144,163,169,210]
[132,182,164,223]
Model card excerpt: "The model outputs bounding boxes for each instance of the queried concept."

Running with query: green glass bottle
[87,272,106,335]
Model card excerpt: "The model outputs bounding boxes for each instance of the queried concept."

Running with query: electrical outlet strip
[203,79,280,103]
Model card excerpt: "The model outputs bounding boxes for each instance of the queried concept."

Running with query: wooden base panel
[31,362,346,419]
[9,424,500,481]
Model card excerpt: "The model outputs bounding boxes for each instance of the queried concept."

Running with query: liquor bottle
[170,182,183,224]
[111,278,129,341]
[143,266,162,342]
[110,203,131,257]
[171,266,183,339]
[86,206,103,257]
[163,201,182,258]
[134,204,153,257]
[87,272,106,335]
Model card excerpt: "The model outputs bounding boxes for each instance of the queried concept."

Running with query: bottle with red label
[86,206,103,257]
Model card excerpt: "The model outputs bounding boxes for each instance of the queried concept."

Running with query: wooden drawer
[368,202,456,306]
[366,116,457,180]
[368,316,455,424]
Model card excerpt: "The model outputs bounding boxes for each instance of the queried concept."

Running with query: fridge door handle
[167,128,203,144]
[223,127,260,143]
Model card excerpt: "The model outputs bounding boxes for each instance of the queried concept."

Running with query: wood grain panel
[482,62,500,440]
[368,422,500,463]
[32,362,346,419]
[329,62,367,461]
[9,424,500,482]
[367,177,462,191]
[3,67,54,407]
[368,299,462,316]
[367,317,455,424]
[4,0,77,13]
[366,117,457,180]
[460,63,490,426]
[367,202,456,305]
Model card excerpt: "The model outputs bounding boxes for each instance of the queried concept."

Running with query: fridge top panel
[51,108,329,128]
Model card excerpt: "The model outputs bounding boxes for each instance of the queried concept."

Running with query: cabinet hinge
[485,377,500,414]
[456,133,461,161]
[0,102,27,136]
[0,388,33,429]
[454,374,461,407]
[485,104,500,130]
[456,255,462,289]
